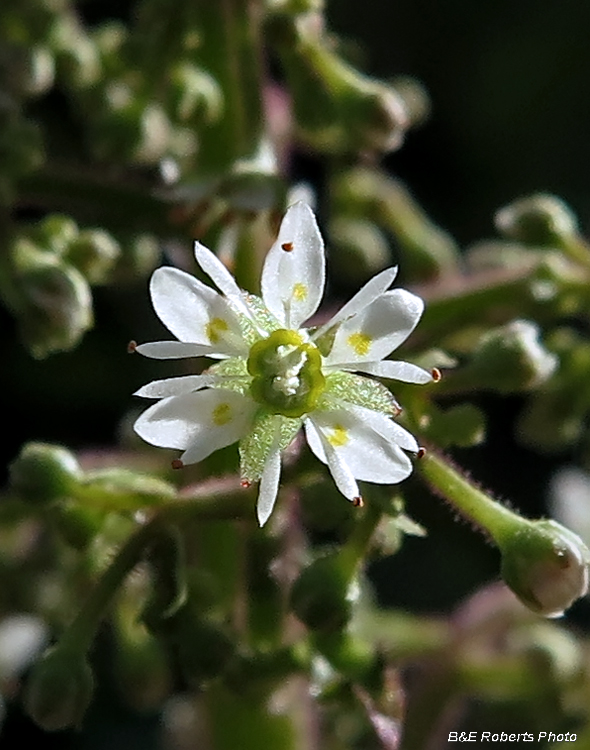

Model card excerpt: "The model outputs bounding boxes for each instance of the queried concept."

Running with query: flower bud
[90,84,172,165]
[499,519,590,618]
[50,14,100,90]
[455,320,557,394]
[169,62,223,125]
[270,13,407,154]
[9,442,82,506]
[290,553,355,631]
[495,194,578,247]
[21,46,55,97]
[389,75,431,129]
[10,239,93,358]
[24,645,94,731]
[63,229,121,284]
[33,214,79,255]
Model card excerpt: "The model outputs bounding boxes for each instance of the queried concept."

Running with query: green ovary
[247,329,325,418]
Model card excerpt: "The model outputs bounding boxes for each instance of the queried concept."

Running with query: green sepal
[208,357,251,395]
[239,410,301,483]
[323,371,399,415]
[242,294,283,340]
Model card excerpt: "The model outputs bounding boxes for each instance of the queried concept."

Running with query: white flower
[133,202,432,526]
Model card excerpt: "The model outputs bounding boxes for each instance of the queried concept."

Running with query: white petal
[135,341,221,359]
[304,419,359,500]
[312,266,398,340]
[306,407,413,486]
[150,267,247,356]
[134,374,221,398]
[340,403,419,453]
[325,289,424,366]
[134,389,256,460]
[261,202,325,328]
[257,448,282,526]
[194,240,254,320]
[342,360,433,384]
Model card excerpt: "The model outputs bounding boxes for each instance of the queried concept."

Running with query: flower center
[247,329,325,418]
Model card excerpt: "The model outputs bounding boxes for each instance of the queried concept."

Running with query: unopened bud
[457,320,557,394]
[495,194,578,247]
[270,14,407,154]
[169,62,223,125]
[64,229,120,284]
[10,238,93,357]
[9,442,82,506]
[33,214,79,255]
[389,75,431,129]
[24,646,94,731]
[499,519,590,618]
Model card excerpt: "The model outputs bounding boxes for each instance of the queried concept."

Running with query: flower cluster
[133,203,432,525]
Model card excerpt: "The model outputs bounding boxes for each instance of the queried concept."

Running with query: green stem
[59,476,254,654]
[61,520,157,654]
[195,0,264,173]
[415,451,523,544]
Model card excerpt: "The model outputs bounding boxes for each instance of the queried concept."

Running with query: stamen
[431,367,442,382]
[352,496,364,508]
[127,340,137,353]
[240,479,252,489]
[281,242,294,252]
[171,459,184,469]
[417,447,426,459]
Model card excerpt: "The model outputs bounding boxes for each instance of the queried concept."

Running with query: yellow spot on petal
[292,282,308,302]
[212,402,232,426]
[327,424,349,447]
[347,331,372,357]
[206,317,229,344]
